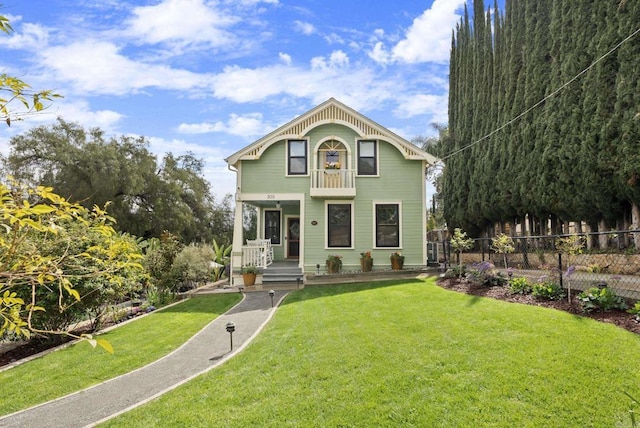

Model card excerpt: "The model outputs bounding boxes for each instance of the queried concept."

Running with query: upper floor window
[288,140,307,175]
[319,140,346,170]
[358,140,377,175]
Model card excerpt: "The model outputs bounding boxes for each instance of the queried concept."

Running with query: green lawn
[0,293,241,416]
[103,278,640,427]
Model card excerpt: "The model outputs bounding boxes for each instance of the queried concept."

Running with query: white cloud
[126,0,238,48]
[294,20,316,35]
[324,33,344,45]
[311,50,349,71]
[391,0,466,63]
[237,0,279,5]
[210,61,394,112]
[177,112,271,137]
[368,41,390,65]
[0,23,49,50]
[394,93,448,122]
[279,52,292,65]
[39,40,209,95]
[54,100,125,131]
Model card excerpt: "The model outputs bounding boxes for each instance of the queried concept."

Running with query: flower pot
[326,259,341,274]
[390,257,404,271]
[242,272,256,286]
[360,257,373,272]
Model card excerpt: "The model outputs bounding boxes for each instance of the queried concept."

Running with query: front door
[287,217,300,259]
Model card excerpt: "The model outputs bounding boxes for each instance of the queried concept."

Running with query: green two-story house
[225,98,438,285]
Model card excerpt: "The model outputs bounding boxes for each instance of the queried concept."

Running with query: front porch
[230,193,305,286]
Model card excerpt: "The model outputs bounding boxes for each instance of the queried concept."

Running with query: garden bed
[437,277,640,335]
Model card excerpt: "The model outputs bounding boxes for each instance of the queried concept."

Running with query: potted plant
[390,252,404,270]
[241,265,258,286]
[360,251,373,272]
[326,254,342,274]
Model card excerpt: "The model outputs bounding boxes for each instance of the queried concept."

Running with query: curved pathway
[0,290,288,428]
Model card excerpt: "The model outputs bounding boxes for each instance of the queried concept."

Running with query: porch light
[276,201,281,209]
[226,322,235,351]
[269,289,275,307]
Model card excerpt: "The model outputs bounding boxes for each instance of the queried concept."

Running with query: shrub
[578,286,628,313]
[146,286,176,307]
[509,277,532,295]
[491,233,515,268]
[170,244,216,292]
[465,262,507,287]
[532,280,565,300]
[444,265,466,278]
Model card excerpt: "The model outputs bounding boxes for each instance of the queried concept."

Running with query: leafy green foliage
[491,233,515,268]
[450,228,474,277]
[445,1,640,237]
[509,277,532,295]
[5,119,233,243]
[143,232,183,292]
[578,286,628,313]
[531,280,565,301]
[627,302,640,318]
[170,244,216,292]
[212,239,232,281]
[0,179,143,349]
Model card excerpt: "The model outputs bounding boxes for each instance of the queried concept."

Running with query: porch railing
[241,243,271,269]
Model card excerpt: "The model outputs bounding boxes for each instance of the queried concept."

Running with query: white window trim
[325,200,355,249]
[286,139,310,177]
[314,136,351,171]
[372,200,402,249]
[356,139,380,177]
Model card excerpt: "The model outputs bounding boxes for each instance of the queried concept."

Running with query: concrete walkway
[0,290,289,428]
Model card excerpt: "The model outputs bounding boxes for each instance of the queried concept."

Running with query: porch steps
[261,262,303,284]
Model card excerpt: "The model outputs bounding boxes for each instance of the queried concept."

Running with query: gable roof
[225,98,439,167]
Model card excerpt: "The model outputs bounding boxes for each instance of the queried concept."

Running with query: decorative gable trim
[225,98,438,166]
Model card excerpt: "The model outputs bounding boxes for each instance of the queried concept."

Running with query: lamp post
[226,322,235,351]
[269,289,275,307]
[316,263,320,274]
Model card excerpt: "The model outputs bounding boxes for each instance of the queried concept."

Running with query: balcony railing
[310,168,356,198]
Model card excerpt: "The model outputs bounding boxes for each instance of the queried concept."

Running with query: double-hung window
[357,140,377,175]
[375,203,400,247]
[327,203,352,248]
[288,140,307,175]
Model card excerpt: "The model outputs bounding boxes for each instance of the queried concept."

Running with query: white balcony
[310,169,356,198]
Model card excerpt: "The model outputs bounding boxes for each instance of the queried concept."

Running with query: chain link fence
[434,230,640,300]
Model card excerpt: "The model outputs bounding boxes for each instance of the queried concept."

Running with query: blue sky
[0,0,496,198]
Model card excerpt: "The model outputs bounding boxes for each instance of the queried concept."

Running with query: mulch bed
[437,277,640,335]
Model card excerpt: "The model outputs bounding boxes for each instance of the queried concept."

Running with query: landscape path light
[269,289,275,307]
[226,322,235,351]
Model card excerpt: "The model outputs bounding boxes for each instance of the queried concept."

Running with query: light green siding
[239,123,426,273]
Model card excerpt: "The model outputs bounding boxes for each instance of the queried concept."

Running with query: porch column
[231,201,245,279]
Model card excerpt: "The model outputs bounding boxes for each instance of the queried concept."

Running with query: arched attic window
[318,140,347,170]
